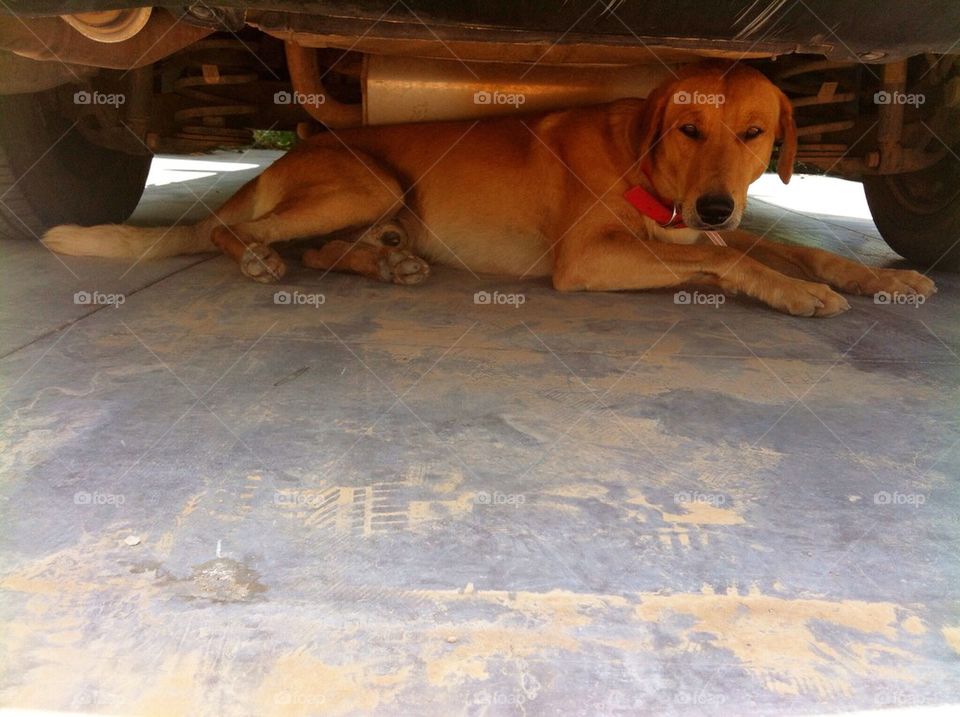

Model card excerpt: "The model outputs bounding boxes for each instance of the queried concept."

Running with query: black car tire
[0,89,151,240]
[863,152,960,271]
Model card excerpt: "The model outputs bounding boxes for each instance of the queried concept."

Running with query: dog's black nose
[695,194,735,226]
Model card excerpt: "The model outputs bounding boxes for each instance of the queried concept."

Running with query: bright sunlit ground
[144,156,261,187]
[750,172,874,220]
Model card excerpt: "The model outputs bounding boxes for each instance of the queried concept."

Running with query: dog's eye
[744,126,764,140]
[679,124,700,139]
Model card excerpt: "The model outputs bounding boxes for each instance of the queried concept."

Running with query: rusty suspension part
[152,39,262,152]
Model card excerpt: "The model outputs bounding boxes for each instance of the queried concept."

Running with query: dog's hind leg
[302,239,430,285]
[204,147,406,282]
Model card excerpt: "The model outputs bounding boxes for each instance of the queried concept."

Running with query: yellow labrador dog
[46,60,935,316]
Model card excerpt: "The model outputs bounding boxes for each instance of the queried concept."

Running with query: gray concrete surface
[1,151,958,717]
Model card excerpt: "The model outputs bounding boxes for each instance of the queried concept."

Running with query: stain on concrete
[183,558,267,603]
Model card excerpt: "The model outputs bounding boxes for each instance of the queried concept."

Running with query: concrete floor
[1,151,959,716]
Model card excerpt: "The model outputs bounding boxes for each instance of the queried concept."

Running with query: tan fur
[44,61,934,316]
[43,223,208,259]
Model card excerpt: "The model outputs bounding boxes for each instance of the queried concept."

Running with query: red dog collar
[624,176,686,229]
[624,173,726,246]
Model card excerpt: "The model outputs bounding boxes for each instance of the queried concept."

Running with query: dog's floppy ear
[776,88,797,184]
[636,84,671,166]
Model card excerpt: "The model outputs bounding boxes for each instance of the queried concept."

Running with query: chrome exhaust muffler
[362,55,678,125]
[285,44,678,128]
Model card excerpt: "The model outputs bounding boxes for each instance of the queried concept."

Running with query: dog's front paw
[776,279,850,317]
[377,248,430,285]
[240,242,286,283]
[840,268,937,299]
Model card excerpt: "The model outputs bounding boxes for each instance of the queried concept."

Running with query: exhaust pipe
[286,47,678,128]
[362,55,678,125]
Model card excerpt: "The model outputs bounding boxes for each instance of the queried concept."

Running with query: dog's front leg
[552,231,850,317]
[717,230,937,299]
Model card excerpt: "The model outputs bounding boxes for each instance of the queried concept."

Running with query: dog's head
[634,62,796,231]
